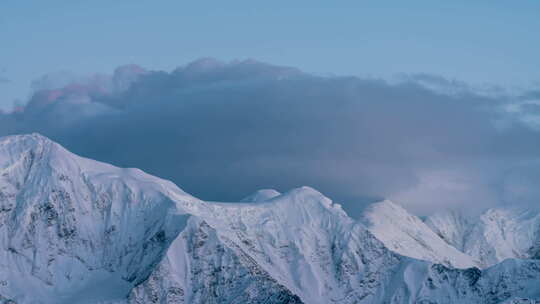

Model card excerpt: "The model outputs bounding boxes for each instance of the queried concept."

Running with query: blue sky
[1,1,539,110]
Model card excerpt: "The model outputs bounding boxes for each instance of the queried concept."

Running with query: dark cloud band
[1,59,539,215]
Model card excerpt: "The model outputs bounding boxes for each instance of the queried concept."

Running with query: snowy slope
[130,187,405,304]
[0,134,196,303]
[361,200,540,269]
[423,209,473,254]
[131,189,540,304]
[128,216,302,304]
[240,189,281,202]
[360,200,480,268]
[1,134,540,304]
[426,207,540,267]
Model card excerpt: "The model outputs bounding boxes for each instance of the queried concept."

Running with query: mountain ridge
[1,134,539,303]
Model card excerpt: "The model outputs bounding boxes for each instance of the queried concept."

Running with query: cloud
[1,58,539,215]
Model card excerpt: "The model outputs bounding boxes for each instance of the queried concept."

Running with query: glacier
[0,134,539,303]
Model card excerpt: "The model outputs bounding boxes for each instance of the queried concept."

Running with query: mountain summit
[0,134,195,303]
[1,134,539,303]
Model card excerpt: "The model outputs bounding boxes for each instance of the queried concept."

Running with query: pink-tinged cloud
[19,64,147,114]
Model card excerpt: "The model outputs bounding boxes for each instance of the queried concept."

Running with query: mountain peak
[0,132,53,146]
[361,199,479,268]
[0,133,196,303]
[0,133,62,175]
[365,199,407,212]
[2,134,540,303]
[277,186,336,209]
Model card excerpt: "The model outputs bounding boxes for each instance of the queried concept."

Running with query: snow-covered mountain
[240,189,281,203]
[425,207,540,268]
[131,187,540,304]
[359,200,480,269]
[360,199,540,269]
[0,134,196,303]
[1,134,540,303]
